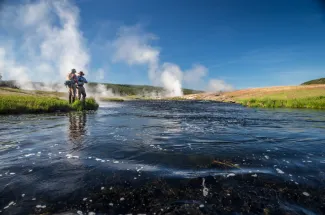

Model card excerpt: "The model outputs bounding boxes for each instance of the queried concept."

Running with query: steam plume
[0,0,89,91]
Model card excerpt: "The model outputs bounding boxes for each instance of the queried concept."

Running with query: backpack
[64,80,72,87]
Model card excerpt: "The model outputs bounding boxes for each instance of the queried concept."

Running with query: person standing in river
[77,71,88,105]
[66,69,78,104]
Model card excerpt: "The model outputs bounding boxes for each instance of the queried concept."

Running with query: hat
[78,71,85,76]
[71,68,76,73]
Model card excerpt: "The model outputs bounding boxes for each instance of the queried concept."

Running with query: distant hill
[0,80,202,96]
[301,78,325,85]
[88,82,202,96]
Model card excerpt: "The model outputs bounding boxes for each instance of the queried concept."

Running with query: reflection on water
[68,112,87,146]
[0,101,325,214]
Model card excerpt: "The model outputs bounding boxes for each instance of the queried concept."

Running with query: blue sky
[76,0,325,89]
[1,0,325,90]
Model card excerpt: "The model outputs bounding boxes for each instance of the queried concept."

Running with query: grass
[0,95,99,114]
[239,96,325,109]
[71,98,99,111]
[0,95,72,114]
[100,97,125,102]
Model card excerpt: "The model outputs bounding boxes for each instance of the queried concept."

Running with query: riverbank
[177,84,325,109]
[0,87,99,114]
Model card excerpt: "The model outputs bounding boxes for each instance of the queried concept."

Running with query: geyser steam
[0,0,89,91]
[0,1,234,96]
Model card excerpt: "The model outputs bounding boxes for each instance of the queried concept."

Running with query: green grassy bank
[0,95,99,114]
[239,96,325,109]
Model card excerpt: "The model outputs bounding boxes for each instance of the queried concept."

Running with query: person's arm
[84,77,88,83]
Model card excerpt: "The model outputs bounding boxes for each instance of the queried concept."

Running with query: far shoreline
[1,83,325,115]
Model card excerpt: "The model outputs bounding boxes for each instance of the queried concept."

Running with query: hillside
[301,78,325,85]
[179,85,325,101]
[0,80,201,96]
[87,82,202,96]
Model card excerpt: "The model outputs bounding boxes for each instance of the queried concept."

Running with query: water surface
[1,101,325,214]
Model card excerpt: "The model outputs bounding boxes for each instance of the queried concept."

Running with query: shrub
[71,97,99,111]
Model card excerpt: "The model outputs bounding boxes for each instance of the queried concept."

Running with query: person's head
[71,69,76,74]
[78,71,85,76]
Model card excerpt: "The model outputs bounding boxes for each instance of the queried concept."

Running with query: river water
[0,101,325,215]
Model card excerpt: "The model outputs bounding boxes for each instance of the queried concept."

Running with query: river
[1,101,325,214]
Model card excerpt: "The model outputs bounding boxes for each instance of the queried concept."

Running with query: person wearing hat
[66,68,78,104]
[77,71,88,104]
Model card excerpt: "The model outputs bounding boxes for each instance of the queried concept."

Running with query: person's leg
[82,87,86,100]
[72,85,76,103]
[80,86,86,106]
[68,87,72,104]
[78,86,82,100]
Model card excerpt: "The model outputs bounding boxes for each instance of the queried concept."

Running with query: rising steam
[112,26,234,96]
[0,0,89,91]
[0,0,233,96]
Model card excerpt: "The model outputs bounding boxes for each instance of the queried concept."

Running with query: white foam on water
[109,203,113,206]
[3,201,15,210]
[22,194,25,197]
[264,155,269,160]
[77,210,83,215]
[36,205,46,209]
[88,212,96,215]
[302,192,310,197]
[202,178,209,197]
[25,153,35,157]
[227,173,236,177]
[83,198,87,201]
[113,161,119,164]
[136,166,144,172]
[252,174,257,177]
[120,197,125,201]
[66,154,79,159]
[276,168,284,174]
[101,187,105,190]
[29,169,33,172]
[32,198,36,201]
[199,204,204,208]
[10,172,15,175]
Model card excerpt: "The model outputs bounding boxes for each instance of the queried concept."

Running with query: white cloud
[207,79,234,92]
[183,64,208,89]
[94,68,105,81]
[113,25,159,82]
